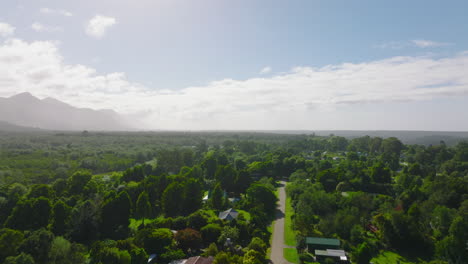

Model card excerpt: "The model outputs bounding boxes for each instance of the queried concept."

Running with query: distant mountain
[0,92,134,131]
[0,120,41,132]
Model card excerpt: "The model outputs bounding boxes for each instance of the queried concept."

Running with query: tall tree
[162,182,184,217]
[101,191,132,239]
[136,191,152,226]
[50,200,72,236]
[210,183,224,210]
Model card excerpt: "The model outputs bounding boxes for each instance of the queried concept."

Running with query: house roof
[306,237,340,247]
[185,256,214,264]
[218,208,239,220]
[315,249,347,261]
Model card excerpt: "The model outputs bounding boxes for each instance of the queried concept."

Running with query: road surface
[270,181,294,264]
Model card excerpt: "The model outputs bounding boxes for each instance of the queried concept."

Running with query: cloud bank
[85,15,116,38]
[0,39,468,129]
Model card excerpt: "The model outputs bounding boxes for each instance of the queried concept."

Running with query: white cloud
[0,23,15,37]
[31,22,62,33]
[374,41,407,50]
[376,39,452,49]
[85,15,116,38]
[260,66,272,74]
[40,7,73,17]
[1,38,468,130]
[412,39,450,48]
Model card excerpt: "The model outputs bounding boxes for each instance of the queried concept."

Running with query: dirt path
[269,181,293,264]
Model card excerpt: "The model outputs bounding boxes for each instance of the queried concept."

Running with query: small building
[306,237,340,251]
[315,249,349,263]
[185,256,214,264]
[168,256,214,264]
[218,208,239,221]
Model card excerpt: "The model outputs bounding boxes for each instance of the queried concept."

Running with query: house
[168,256,214,264]
[305,237,340,251]
[315,249,349,263]
[185,256,214,264]
[218,208,239,221]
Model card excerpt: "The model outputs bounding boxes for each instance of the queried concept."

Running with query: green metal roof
[305,237,340,247]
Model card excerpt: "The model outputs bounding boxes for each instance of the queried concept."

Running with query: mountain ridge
[0,92,135,131]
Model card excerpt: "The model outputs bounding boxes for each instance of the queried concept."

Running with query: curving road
[270,181,294,264]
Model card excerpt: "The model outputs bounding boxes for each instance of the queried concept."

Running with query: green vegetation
[371,251,415,264]
[284,248,299,263]
[0,131,466,263]
[284,194,296,247]
[286,136,468,263]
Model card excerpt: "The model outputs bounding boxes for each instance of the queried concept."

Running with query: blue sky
[1,0,468,130]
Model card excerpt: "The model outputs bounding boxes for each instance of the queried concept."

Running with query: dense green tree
[370,161,392,184]
[27,184,55,199]
[353,242,373,264]
[202,152,218,180]
[245,183,277,214]
[90,245,131,264]
[19,228,54,264]
[182,179,203,215]
[247,237,267,256]
[101,191,132,239]
[67,171,92,196]
[210,183,224,210]
[201,223,222,244]
[135,191,152,226]
[70,200,100,243]
[215,164,237,192]
[5,197,52,230]
[135,228,174,254]
[4,253,35,264]
[0,228,24,262]
[50,200,72,236]
[162,182,184,217]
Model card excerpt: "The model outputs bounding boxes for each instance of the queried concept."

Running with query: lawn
[284,187,296,247]
[284,248,299,263]
[371,251,415,264]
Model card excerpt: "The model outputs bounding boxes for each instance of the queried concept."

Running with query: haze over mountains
[0,92,134,131]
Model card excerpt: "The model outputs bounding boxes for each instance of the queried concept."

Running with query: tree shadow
[276,182,285,188]
[275,208,285,220]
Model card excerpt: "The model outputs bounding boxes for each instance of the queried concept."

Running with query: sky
[1,0,468,130]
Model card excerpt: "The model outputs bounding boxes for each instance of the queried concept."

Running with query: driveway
[269,180,294,264]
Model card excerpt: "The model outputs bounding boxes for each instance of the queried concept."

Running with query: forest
[0,131,466,264]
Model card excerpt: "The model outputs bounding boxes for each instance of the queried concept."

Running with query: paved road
[270,181,293,264]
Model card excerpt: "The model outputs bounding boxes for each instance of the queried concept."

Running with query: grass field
[284,189,296,246]
[284,248,299,263]
[371,251,415,264]
[283,182,299,263]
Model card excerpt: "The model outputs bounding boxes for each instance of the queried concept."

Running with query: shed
[306,237,340,251]
[315,249,348,263]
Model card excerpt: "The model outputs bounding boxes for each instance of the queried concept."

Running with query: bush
[135,228,173,254]
[201,224,222,244]
[174,228,203,252]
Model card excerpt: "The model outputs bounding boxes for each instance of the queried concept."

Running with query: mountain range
[0,92,134,131]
